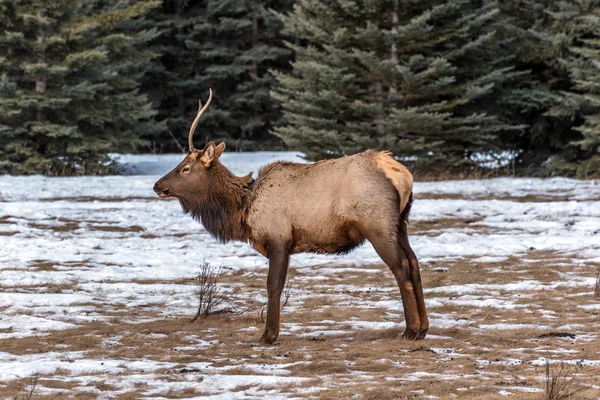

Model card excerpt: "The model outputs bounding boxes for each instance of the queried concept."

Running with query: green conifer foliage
[554,0,600,177]
[496,0,579,174]
[273,0,521,167]
[0,0,159,175]
[499,0,600,176]
[143,0,293,153]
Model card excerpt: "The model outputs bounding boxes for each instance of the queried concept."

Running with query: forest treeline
[0,0,599,177]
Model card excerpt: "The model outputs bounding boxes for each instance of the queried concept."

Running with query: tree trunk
[251,8,259,78]
[250,6,260,139]
[390,1,398,95]
[375,81,385,136]
[36,10,47,122]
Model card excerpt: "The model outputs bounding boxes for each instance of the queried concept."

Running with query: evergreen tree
[0,0,159,175]
[553,0,600,177]
[497,0,583,175]
[273,0,522,168]
[142,0,293,153]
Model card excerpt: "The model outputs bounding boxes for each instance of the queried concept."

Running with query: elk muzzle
[153,181,170,198]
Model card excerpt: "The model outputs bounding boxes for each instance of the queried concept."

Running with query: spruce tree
[0,0,159,175]
[553,0,600,176]
[497,0,582,174]
[142,0,293,153]
[273,0,522,168]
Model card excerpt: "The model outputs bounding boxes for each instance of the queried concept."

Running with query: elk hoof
[402,327,421,341]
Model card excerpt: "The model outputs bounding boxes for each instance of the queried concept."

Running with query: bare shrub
[544,359,591,400]
[280,276,293,310]
[258,276,293,323]
[23,374,38,400]
[10,374,46,400]
[190,262,244,322]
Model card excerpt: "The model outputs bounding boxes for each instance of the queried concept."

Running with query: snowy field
[0,152,599,399]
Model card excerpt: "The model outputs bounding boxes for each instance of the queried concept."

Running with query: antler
[188,88,213,152]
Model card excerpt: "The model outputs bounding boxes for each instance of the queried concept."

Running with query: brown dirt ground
[1,205,599,399]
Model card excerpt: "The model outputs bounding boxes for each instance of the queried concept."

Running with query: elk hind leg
[366,233,422,340]
[398,220,428,339]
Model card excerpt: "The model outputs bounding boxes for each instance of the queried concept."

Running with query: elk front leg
[260,243,290,345]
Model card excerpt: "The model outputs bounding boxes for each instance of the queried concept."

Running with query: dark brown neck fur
[179,162,252,243]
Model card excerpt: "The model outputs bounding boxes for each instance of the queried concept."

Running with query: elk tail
[373,151,414,215]
[400,192,413,225]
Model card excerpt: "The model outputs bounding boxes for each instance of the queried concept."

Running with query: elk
[153,89,428,344]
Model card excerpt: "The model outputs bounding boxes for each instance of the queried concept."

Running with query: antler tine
[188,88,213,152]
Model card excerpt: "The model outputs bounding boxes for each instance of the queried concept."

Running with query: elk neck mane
[179,161,254,243]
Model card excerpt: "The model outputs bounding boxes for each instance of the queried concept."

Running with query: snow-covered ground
[0,152,599,398]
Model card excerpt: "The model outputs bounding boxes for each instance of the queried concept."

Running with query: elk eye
[182,166,190,173]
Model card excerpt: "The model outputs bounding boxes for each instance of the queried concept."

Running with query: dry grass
[1,257,598,399]
[39,196,157,203]
[1,193,599,399]
[163,387,208,398]
[416,192,575,203]
[4,374,92,400]
[411,216,486,236]
[87,224,145,233]
[595,266,600,299]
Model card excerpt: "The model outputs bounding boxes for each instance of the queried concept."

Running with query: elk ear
[214,142,226,159]
[199,141,217,166]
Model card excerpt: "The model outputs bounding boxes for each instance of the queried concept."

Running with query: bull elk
[153,89,428,344]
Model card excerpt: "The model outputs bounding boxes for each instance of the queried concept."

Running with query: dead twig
[544,359,592,400]
[258,276,293,323]
[281,276,293,311]
[24,374,38,400]
[168,130,186,154]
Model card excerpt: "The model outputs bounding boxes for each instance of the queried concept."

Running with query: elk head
[153,89,226,201]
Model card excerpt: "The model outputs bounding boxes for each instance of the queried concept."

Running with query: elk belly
[290,224,365,255]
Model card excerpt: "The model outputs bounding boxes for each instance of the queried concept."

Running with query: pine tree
[142,0,293,153]
[554,0,600,177]
[0,0,159,175]
[497,0,583,174]
[273,0,522,168]
[138,0,205,153]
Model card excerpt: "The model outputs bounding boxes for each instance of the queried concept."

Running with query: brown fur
[154,143,428,344]
[373,150,413,212]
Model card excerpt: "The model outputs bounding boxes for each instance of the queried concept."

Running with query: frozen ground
[0,152,599,399]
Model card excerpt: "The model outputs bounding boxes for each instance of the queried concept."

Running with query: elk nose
[153,182,169,197]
